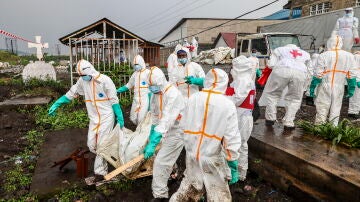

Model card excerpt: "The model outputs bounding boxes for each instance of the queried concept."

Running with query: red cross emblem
[290,50,302,58]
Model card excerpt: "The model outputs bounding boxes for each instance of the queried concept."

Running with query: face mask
[149,85,161,94]
[82,75,92,81]
[251,53,257,57]
[345,13,353,17]
[177,58,188,65]
[133,64,143,71]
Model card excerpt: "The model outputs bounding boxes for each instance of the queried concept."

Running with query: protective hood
[203,68,228,94]
[285,44,299,49]
[133,55,146,69]
[148,66,168,90]
[311,53,320,60]
[174,44,183,54]
[231,55,253,77]
[177,47,191,60]
[327,35,343,50]
[191,37,198,46]
[76,59,99,77]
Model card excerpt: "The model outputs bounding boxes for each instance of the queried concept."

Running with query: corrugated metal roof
[263,9,290,20]
[219,32,236,48]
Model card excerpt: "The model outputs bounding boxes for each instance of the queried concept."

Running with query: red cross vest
[240,89,255,109]
[225,87,256,110]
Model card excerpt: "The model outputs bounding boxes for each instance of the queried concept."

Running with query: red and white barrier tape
[0,29,40,44]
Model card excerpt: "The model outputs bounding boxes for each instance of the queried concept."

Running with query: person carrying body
[48,59,124,180]
[117,55,150,125]
[170,68,241,202]
[169,47,205,103]
[142,67,185,201]
[227,55,256,181]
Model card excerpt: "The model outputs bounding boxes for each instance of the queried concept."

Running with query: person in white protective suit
[332,7,360,52]
[169,47,205,102]
[248,49,262,81]
[190,37,199,58]
[259,44,310,130]
[228,56,256,181]
[117,55,150,125]
[170,68,241,202]
[348,52,360,119]
[48,59,124,179]
[305,53,320,106]
[142,66,185,201]
[166,44,183,81]
[309,35,358,125]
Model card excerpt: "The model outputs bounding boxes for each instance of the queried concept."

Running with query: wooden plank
[104,154,145,180]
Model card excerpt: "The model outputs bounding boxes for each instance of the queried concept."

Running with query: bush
[33,101,89,130]
[298,119,360,148]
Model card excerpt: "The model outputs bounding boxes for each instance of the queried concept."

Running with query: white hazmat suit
[259,44,310,128]
[166,44,182,81]
[149,67,185,199]
[170,68,241,202]
[248,55,260,81]
[65,60,119,175]
[230,56,256,181]
[314,35,357,125]
[349,52,360,116]
[125,55,150,125]
[332,8,359,52]
[169,47,205,102]
[190,37,199,58]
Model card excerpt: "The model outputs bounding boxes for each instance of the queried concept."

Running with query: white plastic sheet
[193,47,234,65]
[96,112,153,179]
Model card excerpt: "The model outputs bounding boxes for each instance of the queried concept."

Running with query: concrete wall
[159,19,281,45]
[159,21,188,44]
[185,19,281,45]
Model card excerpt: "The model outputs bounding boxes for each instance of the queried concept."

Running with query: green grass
[0,51,21,65]
[298,119,360,148]
[33,100,89,130]
[0,50,70,66]
[3,130,43,196]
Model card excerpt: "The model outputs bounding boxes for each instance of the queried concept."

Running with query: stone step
[249,119,360,202]
[0,96,51,106]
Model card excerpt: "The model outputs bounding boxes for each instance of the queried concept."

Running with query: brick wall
[290,0,356,16]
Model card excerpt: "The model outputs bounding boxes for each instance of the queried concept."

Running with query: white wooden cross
[28,36,49,61]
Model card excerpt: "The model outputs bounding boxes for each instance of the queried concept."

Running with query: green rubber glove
[48,95,71,116]
[143,128,162,159]
[117,86,129,94]
[112,104,124,128]
[147,93,152,111]
[346,78,357,98]
[227,160,239,185]
[256,68,262,77]
[357,82,360,88]
[309,77,322,98]
[185,76,204,87]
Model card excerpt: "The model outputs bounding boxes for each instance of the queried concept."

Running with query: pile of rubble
[0,64,24,74]
[192,47,235,65]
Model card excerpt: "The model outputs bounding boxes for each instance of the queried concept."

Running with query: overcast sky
[0,0,288,54]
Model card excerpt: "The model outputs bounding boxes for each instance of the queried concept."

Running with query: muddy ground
[0,71,357,201]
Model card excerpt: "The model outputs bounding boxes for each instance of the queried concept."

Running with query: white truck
[196,32,303,72]
[235,32,302,69]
